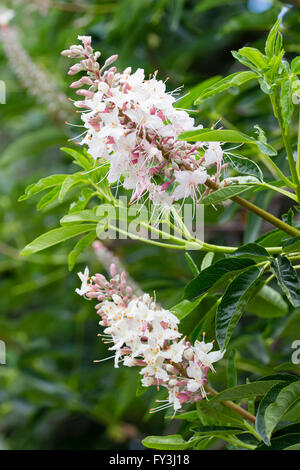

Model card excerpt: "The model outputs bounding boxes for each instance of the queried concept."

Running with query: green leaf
[171,297,203,321]
[179,128,276,155]
[246,285,288,318]
[136,375,147,397]
[176,76,222,108]
[234,47,268,71]
[60,210,100,225]
[68,231,96,271]
[201,252,215,271]
[192,425,244,436]
[21,224,96,256]
[231,242,269,260]
[271,255,300,307]
[216,266,263,350]
[280,77,293,128]
[257,433,300,450]
[227,349,237,388]
[60,147,92,171]
[142,434,193,450]
[19,174,67,201]
[211,380,283,403]
[265,19,281,59]
[201,184,252,205]
[185,252,200,276]
[282,236,300,254]
[184,257,255,300]
[168,410,199,422]
[58,173,88,202]
[179,128,255,143]
[291,57,300,75]
[224,154,263,181]
[196,399,244,425]
[36,186,61,210]
[255,380,300,445]
[256,226,296,247]
[194,71,257,103]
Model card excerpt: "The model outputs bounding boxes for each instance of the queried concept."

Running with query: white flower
[204,142,223,166]
[172,168,208,201]
[168,387,181,411]
[161,338,186,363]
[186,362,206,395]
[0,9,14,26]
[75,267,90,296]
[193,340,225,372]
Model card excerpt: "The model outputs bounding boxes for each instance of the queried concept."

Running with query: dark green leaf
[271,255,300,307]
[255,380,300,445]
[211,380,283,403]
[216,266,263,349]
[224,154,263,181]
[184,258,255,300]
[231,242,269,260]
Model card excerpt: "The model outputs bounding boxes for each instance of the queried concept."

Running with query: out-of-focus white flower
[0,9,14,26]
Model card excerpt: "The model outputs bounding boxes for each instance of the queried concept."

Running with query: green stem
[270,94,300,201]
[243,420,262,442]
[206,178,300,236]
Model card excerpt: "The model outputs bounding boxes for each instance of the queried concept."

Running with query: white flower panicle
[62,36,226,207]
[76,265,224,413]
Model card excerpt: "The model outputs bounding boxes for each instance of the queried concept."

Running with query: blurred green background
[1,0,300,450]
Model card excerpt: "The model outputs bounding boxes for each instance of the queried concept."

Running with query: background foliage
[1,0,300,450]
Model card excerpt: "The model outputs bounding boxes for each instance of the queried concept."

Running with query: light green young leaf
[265,19,281,59]
[21,224,96,256]
[142,434,194,450]
[201,252,215,271]
[60,209,100,225]
[280,77,293,128]
[36,186,61,210]
[185,252,200,276]
[19,174,67,201]
[58,173,89,202]
[194,71,257,104]
[61,147,92,171]
[291,57,300,75]
[176,76,222,108]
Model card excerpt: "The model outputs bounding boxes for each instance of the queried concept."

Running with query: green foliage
[2,0,300,452]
